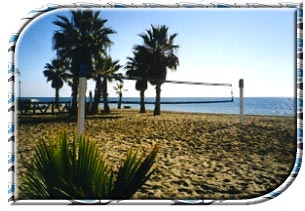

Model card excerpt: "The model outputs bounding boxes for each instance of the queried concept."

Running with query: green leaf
[21,131,158,199]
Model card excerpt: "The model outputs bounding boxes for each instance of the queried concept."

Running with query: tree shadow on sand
[17,113,123,125]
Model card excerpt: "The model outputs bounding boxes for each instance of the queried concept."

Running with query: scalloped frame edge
[7,1,303,205]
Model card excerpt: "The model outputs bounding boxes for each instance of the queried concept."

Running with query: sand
[16,109,296,199]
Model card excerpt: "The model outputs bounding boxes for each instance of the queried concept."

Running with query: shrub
[22,131,158,199]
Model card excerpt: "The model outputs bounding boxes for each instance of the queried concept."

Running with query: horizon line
[18,96,295,98]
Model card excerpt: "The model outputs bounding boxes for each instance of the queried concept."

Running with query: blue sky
[16,8,296,98]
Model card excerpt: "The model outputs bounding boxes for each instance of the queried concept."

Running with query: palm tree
[90,61,103,114]
[53,10,116,115]
[43,58,71,108]
[91,57,122,114]
[114,82,127,109]
[136,25,179,115]
[125,51,149,113]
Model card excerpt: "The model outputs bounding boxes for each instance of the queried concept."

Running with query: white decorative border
[8,1,303,205]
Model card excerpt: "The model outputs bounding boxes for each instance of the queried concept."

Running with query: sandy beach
[16,109,296,200]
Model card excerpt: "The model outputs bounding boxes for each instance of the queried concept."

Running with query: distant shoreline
[19,96,295,99]
[16,96,296,117]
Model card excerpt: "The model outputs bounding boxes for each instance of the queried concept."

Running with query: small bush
[21,131,158,199]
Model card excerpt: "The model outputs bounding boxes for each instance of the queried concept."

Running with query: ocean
[20,97,296,117]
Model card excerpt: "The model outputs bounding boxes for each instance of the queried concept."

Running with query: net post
[239,79,244,124]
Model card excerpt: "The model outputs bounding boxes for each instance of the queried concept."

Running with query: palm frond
[111,145,158,199]
[21,131,158,200]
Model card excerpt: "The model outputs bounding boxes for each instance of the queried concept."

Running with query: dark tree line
[44,10,179,116]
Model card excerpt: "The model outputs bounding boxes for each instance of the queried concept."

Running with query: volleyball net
[103,74,234,104]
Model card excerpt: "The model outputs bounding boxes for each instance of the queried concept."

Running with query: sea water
[20,97,296,117]
[112,97,295,116]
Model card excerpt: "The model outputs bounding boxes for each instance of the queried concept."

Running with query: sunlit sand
[16,109,296,199]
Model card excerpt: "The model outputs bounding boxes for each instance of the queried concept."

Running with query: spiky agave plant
[20,131,158,199]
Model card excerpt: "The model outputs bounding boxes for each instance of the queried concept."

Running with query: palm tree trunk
[117,93,122,109]
[91,76,102,114]
[69,58,81,116]
[140,89,146,113]
[102,77,110,113]
[55,88,60,108]
[153,83,161,116]
[70,76,78,115]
